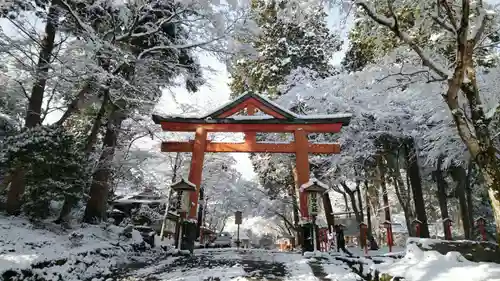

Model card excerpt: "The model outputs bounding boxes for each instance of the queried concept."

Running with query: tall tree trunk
[385,152,415,235]
[341,182,362,223]
[404,138,430,238]
[355,183,364,222]
[342,192,350,214]
[465,162,475,239]
[56,93,110,223]
[291,167,302,246]
[83,104,126,223]
[196,185,205,239]
[433,155,450,238]
[393,176,413,236]
[84,93,110,156]
[451,165,472,239]
[6,4,59,215]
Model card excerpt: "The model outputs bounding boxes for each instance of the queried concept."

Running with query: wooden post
[188,127,208,219]
[294,129,310,219]
[294,129,313,253]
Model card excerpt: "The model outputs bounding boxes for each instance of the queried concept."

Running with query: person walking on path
[368,235,379,251]
[335,224,353,256]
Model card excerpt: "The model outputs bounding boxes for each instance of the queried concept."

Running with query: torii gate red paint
[153,93,351,221]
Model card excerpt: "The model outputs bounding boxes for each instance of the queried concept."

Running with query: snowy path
[113,249,363,281]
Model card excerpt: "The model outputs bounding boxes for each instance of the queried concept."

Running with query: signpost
[235,211,242,249]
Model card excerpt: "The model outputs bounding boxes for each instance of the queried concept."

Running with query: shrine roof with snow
[152,92,352,126]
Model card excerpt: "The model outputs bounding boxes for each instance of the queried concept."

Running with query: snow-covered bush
[0,126,90,219]
[68,231,84,247]
[132,204,162,225]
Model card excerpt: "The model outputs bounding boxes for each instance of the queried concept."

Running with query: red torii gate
[153,92,351,252]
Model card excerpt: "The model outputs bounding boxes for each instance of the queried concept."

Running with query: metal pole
[237,224,240,249]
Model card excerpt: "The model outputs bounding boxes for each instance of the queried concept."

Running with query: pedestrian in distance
[335,224,353,256]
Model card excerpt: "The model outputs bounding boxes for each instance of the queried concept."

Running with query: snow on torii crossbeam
[152,92,351,251]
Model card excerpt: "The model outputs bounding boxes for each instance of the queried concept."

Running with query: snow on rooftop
[171,177,196,188]
[229,115,275,120]
[295,113,353,119]
[299,179,329,192]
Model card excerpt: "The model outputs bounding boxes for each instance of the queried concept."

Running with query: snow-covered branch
[354,0,450,79]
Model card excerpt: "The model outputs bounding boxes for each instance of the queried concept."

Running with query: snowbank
[0,216,160,280]
[377,244,500,281]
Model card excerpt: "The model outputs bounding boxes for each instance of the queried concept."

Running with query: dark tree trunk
[55,82,92,126]
[451,165,472,240]
[342,192,350,214]
[84,92,110,156]
[58,89,109,222]
[341,182,362,223]
[355,181,364,221]
[385,153,415,235]
[6,5,59,215]
[322,192,335,232]
[83,104,126,223]
[405,138,430,238]
[364,180,373,237]
[196,185,205,239]
[291,167,302,247]
[465,162,475,239]
[433,156,450,238]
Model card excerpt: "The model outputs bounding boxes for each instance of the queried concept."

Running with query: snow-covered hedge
[0,216,162,281]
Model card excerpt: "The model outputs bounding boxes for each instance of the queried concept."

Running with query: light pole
[303,180,327,252]
[171,178,196,253]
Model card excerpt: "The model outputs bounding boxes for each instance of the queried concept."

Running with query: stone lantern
[302,179,328,252]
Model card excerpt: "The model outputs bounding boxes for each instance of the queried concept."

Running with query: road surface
[114,248,365,281]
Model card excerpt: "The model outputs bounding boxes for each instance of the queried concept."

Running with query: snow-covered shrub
[0,125,90,219]
[132,204,162,225]
[68,231,84,247]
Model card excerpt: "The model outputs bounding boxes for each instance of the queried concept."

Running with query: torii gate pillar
[153,93,351,253]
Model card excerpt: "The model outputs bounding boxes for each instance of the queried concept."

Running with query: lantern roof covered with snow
[300,179,328,194]
[171,178,196,192]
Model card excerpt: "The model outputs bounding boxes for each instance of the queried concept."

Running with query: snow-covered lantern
[171,178,196,213]
[302,179,328,216]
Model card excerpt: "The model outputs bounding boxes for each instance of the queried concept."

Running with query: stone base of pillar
[181,221,197,253]
[301,223,314,254]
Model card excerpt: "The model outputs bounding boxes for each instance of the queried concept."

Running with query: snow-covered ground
[0,216,166,281]
[2,217,500,281]
[376,244,500,281]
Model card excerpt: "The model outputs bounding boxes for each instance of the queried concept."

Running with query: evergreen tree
[0,126,89,219]
[229,0,341,98]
